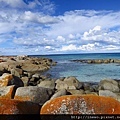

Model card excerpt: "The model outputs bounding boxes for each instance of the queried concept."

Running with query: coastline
[0,55,120,116]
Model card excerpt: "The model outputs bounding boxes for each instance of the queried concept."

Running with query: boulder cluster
[71,59,120,64]
[0,56,120,117]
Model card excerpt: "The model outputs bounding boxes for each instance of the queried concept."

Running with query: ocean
[33,53,120,82]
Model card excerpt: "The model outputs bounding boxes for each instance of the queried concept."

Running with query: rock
[14,86,54,105]
[0,73,13,87]
[0,85,16,99]
[16,55,28,60]
[110,59,114,63]
[64,76,83,90]
[114,59,120,63]
[21,77,29,86]
[85,91,98,95]
[67,89,85,95]
[55,77,65,84]
[51,62,57,66]
[99,90,117,98]
[83,83,95,92]
[0,62,8,72]
[55,77,83,90]
[87,60,94,64]
[94,59,103,64]
[11,76,24,87]
[92,84,99,92]
[98,90,120,102]
[99,79,119,92]
[21,64,40,72]
[55,81,68,90]
[37,80,55,89]
[50,89,67,100]
[28,77,41,86]
[32,73,41,79]
[0,73,24,87]
[10,68,23,77]
[40,95,120,114]
[0,98,40,114]
[103,59,110,63]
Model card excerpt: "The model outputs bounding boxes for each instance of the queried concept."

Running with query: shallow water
[33,53,120,82]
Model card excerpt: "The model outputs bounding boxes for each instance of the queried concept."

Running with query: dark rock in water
[71,59,120,64]
[14,86,54,105]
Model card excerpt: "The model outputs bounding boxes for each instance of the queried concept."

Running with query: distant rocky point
[0,55,57,86]
[71,59,120,64]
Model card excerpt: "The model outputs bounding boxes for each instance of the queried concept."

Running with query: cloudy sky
[0,0,120,55]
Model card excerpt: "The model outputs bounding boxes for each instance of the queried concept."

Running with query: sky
[1,0,120,55]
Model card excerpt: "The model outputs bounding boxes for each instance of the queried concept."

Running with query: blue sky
[0,0,120,55]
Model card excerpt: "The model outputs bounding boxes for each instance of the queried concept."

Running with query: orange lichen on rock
[40,95,120,114]
[14,95,32,101]
[0,85,16,99]
[0,98,40,114]
[0,73,13,87]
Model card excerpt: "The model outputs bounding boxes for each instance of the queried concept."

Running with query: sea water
[34,53,120,82]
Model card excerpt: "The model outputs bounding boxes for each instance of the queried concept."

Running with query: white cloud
[61,43,100,52]
[68,34,75,39]
[22,11,59,24]
[0,0,26,8]
[61,44,77,51]
[56,36,65,41]
[1,8,120,54]
[45,46,51,49]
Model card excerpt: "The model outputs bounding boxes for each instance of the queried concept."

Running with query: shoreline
[0,55,120,115]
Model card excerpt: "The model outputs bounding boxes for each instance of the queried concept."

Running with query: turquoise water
[33,53,120,82]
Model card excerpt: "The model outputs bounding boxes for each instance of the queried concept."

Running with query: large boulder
[0,85,16,99]
[0,98,40,114]
[99,79,119,92]
[37,80,55,89]
[55,77,83,90]
[64,76,83,90]
[99,90,120,102]
[40,95,120,115]
[21,64,40,72]
[99,90,117,98]
[0,73,24,87]
[0,73,13,87]
[10,68,23,78]
[55,81,68,90]
[14,86,54,105]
